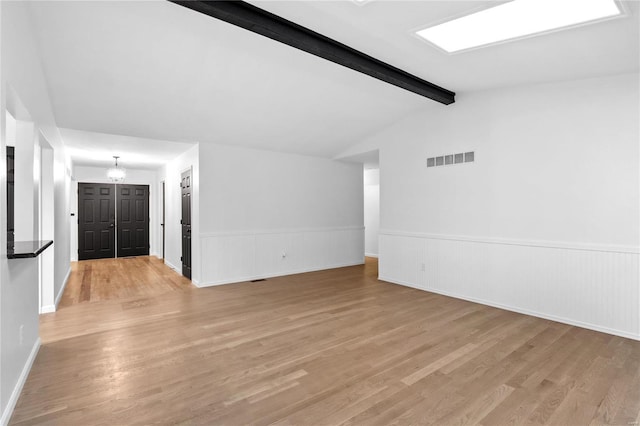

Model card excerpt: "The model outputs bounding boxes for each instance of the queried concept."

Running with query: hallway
[59,257,191,308]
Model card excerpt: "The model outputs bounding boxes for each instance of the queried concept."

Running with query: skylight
[416,0,622,53]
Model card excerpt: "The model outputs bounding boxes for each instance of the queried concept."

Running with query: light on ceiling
[107,156,126,182]
[416,0,622,53]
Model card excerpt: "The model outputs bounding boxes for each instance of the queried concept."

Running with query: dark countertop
[7,240,53,259]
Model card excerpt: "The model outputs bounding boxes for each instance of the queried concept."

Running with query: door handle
[109,223,115,228]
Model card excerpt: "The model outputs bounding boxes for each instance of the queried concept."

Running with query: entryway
[58,256,191,307]
[77,182,150,260]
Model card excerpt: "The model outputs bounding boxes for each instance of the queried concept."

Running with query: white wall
[370,73,640,340]
[0,2,72,423]
[364,168,379,257]
[12,119,35,242]
[38,136,55,313]
[52,156,71,314]
[70,165,160,260]
[196,143,364,286]
[159,144,200,281]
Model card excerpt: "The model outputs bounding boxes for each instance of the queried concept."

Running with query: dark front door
[181,170,192,279]
[78,183,115,260]
[162,181,165,259]
[117,184,149,257]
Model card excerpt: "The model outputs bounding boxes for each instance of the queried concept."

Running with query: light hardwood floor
[10,257,640,425]
[59,256,191,308]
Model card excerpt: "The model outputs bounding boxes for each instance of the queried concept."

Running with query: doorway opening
[364,167,379,259]
[6,98,57,313]
[77,183,150,260]
[334,149,379,274]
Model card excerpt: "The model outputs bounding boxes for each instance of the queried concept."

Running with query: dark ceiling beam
[169,0,455,105]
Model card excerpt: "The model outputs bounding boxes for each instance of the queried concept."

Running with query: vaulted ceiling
[28,1,639,164]
[252,0,639,92]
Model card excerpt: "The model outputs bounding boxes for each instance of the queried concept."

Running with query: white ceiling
[252,0,639,92]
[341,149,380,169]
[28,0,639,162]
[28,1,429,160]
[60,128,195,170]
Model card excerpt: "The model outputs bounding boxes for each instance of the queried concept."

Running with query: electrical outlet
[421,263,426,272]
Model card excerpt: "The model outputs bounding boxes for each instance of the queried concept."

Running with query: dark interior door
[181,170,192,279]
[117,184,149,257]
[162,181,165,259]
[78,183,115,260]
[7,146,14,245]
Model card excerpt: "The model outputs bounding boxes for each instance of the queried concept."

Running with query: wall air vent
[427,151,474,168]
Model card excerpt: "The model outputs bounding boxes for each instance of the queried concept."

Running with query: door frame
[180,168,192,280]
[77,182,151,260]
[38,133,56,312]
[77,182,116,260]
[116,184,150,258]
[162,180,165,260]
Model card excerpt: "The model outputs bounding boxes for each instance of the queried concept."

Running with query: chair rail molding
[379,229,640,254]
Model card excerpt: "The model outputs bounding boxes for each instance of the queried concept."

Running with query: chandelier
[107,156,126,183]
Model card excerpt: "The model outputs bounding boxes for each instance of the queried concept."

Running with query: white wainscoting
[198,226,364,287]
[379,231,640,340]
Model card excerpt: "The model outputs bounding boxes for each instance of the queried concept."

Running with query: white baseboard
[163,259,196,285]
[40,266,72,314]
[196,261,365,288]
[164,259,180,273]
[1,338,41,426]
[379,275,640,342]
[365,253,378,258]
[55,267,71,308]
[40,305,55,314]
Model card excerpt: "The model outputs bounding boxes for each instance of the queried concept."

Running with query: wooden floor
[11,257,640,425]
[59,256,191,308]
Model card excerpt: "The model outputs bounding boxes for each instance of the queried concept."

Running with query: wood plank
[9,257,640,425]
